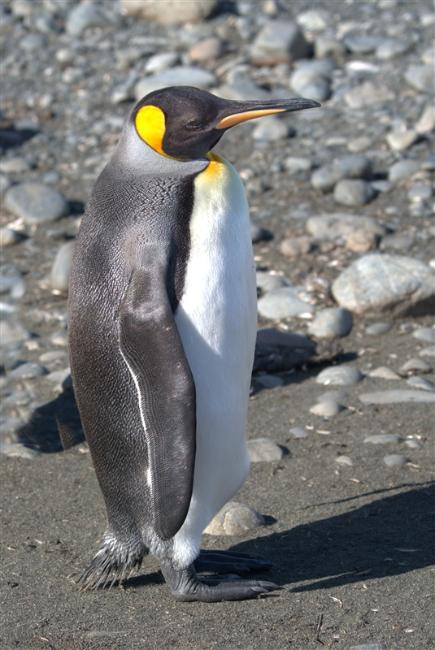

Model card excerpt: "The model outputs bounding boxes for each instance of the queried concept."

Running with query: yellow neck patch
[202,152,225,180]
[135,105,168,156]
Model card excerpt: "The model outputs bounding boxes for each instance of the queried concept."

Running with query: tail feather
[77,533,147,591]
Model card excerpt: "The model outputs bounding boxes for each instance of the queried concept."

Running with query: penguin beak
[215,98,320,130]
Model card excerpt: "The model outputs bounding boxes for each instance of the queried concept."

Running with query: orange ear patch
[135,105,167,155]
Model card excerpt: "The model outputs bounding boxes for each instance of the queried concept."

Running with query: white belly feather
[172,155,257,568]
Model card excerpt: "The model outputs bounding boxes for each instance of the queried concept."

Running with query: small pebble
[400,358,431,375]
[406,376,434,391]
[365,322,392,336]
[9,362,47,380]
[0,442,40,459]
[4,183,68,224]
[316,366,363,386]
[364,434,401,444]
[360,390,435,404]
[333,179,375,207]
[368,367,401,380]
[247,438,285,462]
[308,308,353,339]
[256,374,284,389]
[204,502,265,536]
[413,327,435,344]
[383,454,407,467]
[289,426,308,439]
[335,455,353,466]
[419,346,435,357]
[310,400,343,417]
[258,287,314,319]
[279,236,313,258]
[50,241,75,292]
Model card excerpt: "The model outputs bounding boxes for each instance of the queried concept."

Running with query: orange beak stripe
[215,108,286,129]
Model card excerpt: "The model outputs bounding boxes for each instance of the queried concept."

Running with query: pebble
[416,105,435,134]
[413,327,435,343]
[66,1,109,36]
[380,232,414,252]
[253,117,288,141]
[256,271,289,293]
[344,34,383,54]
[405,438,423,449]
[289,426,308,439]
[0,320,30,346]
[420,346,435,357]
[365,322,392,336]
[145,52,179,74]
[256,374,284,389]
[9,362,47,380]
[400,358,431,375]
[344,81,394,109]
[388,160,421,183]
[333,179,375,207]
[306,214,384,241]
[247,438,284,462]
[257,287,314,319]
[0,174,11,195]
[120,0,217,24]
[50,241,75,293]
[376,38,411,60]
[135,67,216,100]
[316,366,363,386]
[250,20,310,65]
[0,227,20,248]
[4,183,68,224]
[310,399,343,417]
[279,236,313,258]
[0,157,31,173]
[406,376,434,391]
[308,308,353,339]
[311,155,371,192]
[344,229,379,253]
[0,442,40,459]
[188,37,223,62]
[204,501,265,536]
[408,183,432,203]
[368,367,401,380]
[297,9,330,31]
[404,65,434,93]
[350,643,386,650]
[364,434,401,444]
[315,36,345,59]
[332,254,435,315]
[360,390,435,404]
[386,129,418,152]
[284,157,312,174]
[335,455,353,466]
[383,454,407,468]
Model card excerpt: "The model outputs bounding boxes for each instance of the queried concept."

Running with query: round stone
[279,236,313,258]
[388,160,421,183]
[289,426,308,439]
[9,362,47,380]
[256,271,289,293]
[368,367,401,380]
[247,438,285,462]
[365,322,392,336]
[316,365,363,386]
[50,241,75,292]
[335,455,353,466]
[0,227,20,247]
[400,358,431,375]
[364,434,401,444]
[359,390,435,404]
[383,454,407,467]
[204,502,265,536]
[333,179,375,207]
[258,287,314,319]
[310,399,343,417]
[308,308,353,339]
[253,117,289,141]
[413,327,435,344]
[4,183,68,224]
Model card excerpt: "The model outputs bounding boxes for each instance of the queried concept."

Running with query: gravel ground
[1,0,434,648]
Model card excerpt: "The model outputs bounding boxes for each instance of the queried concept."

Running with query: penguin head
[131,86,319,161]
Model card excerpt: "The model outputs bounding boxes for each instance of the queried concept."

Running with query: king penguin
[68,86,319,602]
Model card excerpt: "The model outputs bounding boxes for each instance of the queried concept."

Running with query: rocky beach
[1,0,434,648]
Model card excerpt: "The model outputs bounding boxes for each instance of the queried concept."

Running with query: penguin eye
[185,120,202,131]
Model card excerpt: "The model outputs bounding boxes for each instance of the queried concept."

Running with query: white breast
[172,155,257,568]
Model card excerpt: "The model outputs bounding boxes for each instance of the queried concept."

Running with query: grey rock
[258,287,314,320]
[383,454,407,467]
[0,157,31,173]
[316,365,363,386]
[256,271,289,292]
[204,501,265,536]
[408,183,432,203]
[50,330,68,347]
[0,320,30,347]
[400,358,431,374]
[344,81,394,109]
[253,117,288,141]
[50,241,75,293]
[297,9,330,31]
[420,346,435,357]
[308,308,353,339]
[360,390,435,404]
[315,36,345,59]
[0,442,40,459]
[406,376,434,391]
[256,374,284,389]
[368,366,401,380]
[388,160,421,183]
[145,52,179,74]
[279,236,313,258]
[247,438,284,462]
[306,214,384,241]
[344,33,383,54]
[317,390,347,404]
[312,155,371,192]
[21,33,47,51]
[364,434,401,444]
[350,643,386,650]
[251,20,310,65]
[404,65,434,93]
[4,183,68,224]
[66,1,109,36]
[256,327,314,350]
[405,438,423,449]
[284,157,312,174]
[0,173,11,195]
[311,166,342,192]
[188,37,223,62]
[310,399,343,417]
[0,269,25,299]
[413,327,435,343]
[365,322,392,336]
[344,228,379,253]
[376,38,412,60]
[290,60,333,101]
[416,104,435,134]
[0,227,20,247]
[120,0,217,24]
[386,129,418,152]
[333,179,375,207]
[380,232,415,252]
[9,362,47,380]
[135,67,215,100]
[332,254,435,315]
[335,455,353,466]
[289,426,308,439]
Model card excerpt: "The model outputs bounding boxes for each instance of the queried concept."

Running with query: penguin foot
[194,549,272,574]
[161,561,279,602]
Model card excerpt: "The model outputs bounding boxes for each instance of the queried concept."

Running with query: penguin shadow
[0,125,38,150]
[16,377,84,453]
[228,482,435,591]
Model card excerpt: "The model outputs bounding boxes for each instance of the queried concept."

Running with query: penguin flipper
[119,263,196,541]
